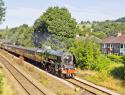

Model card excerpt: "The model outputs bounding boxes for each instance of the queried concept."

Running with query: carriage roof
[5,44,37,52]
[4,44,67,56]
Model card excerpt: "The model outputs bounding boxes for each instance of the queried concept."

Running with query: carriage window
[57,57,61,62]
[36,52,42,59]
[37,52,42,56]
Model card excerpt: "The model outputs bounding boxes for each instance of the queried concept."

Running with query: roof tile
[102,35,125,44]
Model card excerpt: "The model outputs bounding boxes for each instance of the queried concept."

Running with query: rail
[0,55,55,95]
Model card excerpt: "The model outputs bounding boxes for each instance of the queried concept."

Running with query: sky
[0,0,125,29]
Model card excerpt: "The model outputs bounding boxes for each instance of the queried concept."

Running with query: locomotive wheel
[60,74,66,79]
[71,74,75,78]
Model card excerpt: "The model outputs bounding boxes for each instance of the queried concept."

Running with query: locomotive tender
[1,44,76,78]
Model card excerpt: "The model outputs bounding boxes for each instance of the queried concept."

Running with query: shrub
[69,40,105,70]
[121,54,125,79]
[69,40,118,72]
[107,54,122,63]
[93,55,111,71]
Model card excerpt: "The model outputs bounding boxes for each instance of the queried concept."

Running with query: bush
[93,55,111,71]
[69,40,105,70]
[107,54,122,63]
[121,54,125,79]
[69,40,119,72]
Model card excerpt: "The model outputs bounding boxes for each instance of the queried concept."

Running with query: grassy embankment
[77,55,125,95]
[0,64,14,95]
[0,50,82,95]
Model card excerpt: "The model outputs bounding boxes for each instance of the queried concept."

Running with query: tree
[93,20,125,37]
[69,39,101,69]
[0,0,5,23]
[33,6,78,48]
[115,17,125,22]
[80,21,84,24]
[3,24,34,47]
[34,6,77,38]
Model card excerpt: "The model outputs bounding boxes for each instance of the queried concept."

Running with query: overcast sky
[0,0,125,29]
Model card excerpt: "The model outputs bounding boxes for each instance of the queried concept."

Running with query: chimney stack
[117,33,122,37]
[76,34,79,38]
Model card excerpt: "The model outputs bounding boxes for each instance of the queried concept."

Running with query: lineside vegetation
[0,6,125,94]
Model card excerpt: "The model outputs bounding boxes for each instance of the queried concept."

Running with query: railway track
[0,55,54,95]
[0,50,120,95]
[66,78,120,95]
[66,79,97,95]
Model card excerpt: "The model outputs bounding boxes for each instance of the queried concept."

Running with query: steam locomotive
[0,44,77,78]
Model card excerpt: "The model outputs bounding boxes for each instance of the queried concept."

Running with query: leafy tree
[4,24,34,47]
[115,17,125,22]
[86,21,91,24]
[35,7,77,38]
[93,21,125,37]
[69,39,113,71]
[69,39,101,69]
[0,31,4,38]
[0,0,5,23]
[80,21,84,24]
[33,6,78,49]
[34,19,48,33]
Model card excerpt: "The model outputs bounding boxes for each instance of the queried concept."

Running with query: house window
[111,44,113,48]
[107,44,110,48]
[121,44,123,48]
[117,45,120,48]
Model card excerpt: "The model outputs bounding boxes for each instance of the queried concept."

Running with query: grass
[0,50,80,95]
[25,64,34,72]
[77,63,125,95]
[17,57,24,65]
[38,72,77,95]
[0,69,15,95]
[2,49,125,94]
[39,72,49,86]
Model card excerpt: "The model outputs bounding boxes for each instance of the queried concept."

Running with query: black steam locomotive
[1,44,77,78]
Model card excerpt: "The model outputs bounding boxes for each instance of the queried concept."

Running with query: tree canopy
[2,24,34,47]
[115,17,125,23]
[33,7,78,49]
[78,18,125,38]
[34,6,77,38]
[69,39,111,71]
[0,0,5,23]
[92,21,125,36]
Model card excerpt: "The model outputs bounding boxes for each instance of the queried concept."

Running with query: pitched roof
[102,35,125,44]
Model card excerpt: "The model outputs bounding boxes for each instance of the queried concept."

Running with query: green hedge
[107,54,123,63]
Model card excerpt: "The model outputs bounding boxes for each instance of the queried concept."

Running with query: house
[101,33,125,55]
